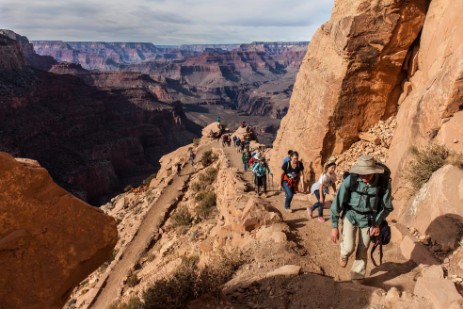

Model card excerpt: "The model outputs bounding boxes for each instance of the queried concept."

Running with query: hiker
[330,155,393,281]
[175,161,182,176]
[282,150,293,165]
[234,136,241,152]
[216,116,221,123]
[241,121,247,128]
[252,154,272,195]
[244,137,251,150]
[242,149,252,172]
[188,148,195,166]
[281,151,305,213]
[308,160,337,222]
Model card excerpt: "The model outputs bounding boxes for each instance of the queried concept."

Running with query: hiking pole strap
[371,243,380,267]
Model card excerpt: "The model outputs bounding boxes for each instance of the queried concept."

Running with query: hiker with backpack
[281,151,305,213]
[188,148,195,166]
[242,149,252,172]
[252,154,272,196]
[309,160,337,222]
[330,155,393,281]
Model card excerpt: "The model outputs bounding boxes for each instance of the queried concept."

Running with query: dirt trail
[223,145,420,292]
[89,144,212,309]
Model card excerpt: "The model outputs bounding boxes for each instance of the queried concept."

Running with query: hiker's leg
[310,189,321,212]
[340,216,356,259]
[351,226,371,280]
[263,176,267,193]
[282,181,293,209]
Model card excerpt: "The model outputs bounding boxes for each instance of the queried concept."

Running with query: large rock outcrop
[387,0,463,210]
[0,152,118,309]
[270,0,428,174]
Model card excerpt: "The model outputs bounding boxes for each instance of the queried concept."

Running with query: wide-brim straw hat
[349,155,384,175]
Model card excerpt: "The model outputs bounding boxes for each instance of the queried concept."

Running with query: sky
[0,0,334,45]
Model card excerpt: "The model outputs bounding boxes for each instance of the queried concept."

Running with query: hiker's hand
[370,226,380,237]
[331,228,339,243]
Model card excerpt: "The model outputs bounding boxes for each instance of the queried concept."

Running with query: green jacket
[330,175,393,228]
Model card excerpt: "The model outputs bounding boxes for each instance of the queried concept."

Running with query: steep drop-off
[0,31,197,204]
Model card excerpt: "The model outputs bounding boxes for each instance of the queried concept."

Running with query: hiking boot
[339,256,348,268]
[318,216,325,222]
[307,208,313,218]
[285,208,293,213]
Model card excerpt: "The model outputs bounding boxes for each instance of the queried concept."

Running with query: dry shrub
[201,150,215,167]
[109,296,143,309]
[193,138,200,147]
[407,144,463,191]
[195,191,217,219]
[190,167,217,192]
[143,255,240,309]
[126,271,140,287]
[171,206,193,227]
[199,167,218,184]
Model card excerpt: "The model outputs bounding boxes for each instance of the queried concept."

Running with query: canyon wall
[270,0,429,176]
[32,40,307,118]
[0,31,197,204]
[0,152,117,309]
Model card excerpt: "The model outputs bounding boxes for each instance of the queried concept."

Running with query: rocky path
[89,144,212,309]
[223,145,420,292]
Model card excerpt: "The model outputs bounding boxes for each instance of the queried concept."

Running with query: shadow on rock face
[362,214,463,291]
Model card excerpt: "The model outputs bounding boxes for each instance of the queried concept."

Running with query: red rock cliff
[271,0,428,175]
[0,152,118,309]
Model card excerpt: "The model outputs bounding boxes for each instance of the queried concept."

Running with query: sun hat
[349,155,384,175]
[255,153,263,160]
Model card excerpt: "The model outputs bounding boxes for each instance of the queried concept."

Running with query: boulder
[402,165,463,246]
[400,235,438,265]
[414,277,462,309]
[270,0,428,175]
[264,265,302,278]
[421,265,444,279]
[0,152,118,309]
[359,132,381,145]
[436,111,463,153]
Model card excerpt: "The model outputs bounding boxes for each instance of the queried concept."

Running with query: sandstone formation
[270,0,428,174]
[388,0,463,204]
[0,31,197,204]
[0,152,118,309]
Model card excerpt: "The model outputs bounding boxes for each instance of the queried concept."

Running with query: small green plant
[201,150,215,167]
[171,206,193,227]
[407,144,463,191]
[196,191,217,219]
[193,138,200,147]
[127,271,140,287]
[109,296,143,309]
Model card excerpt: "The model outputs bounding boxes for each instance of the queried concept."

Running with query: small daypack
[370,220,391,266]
